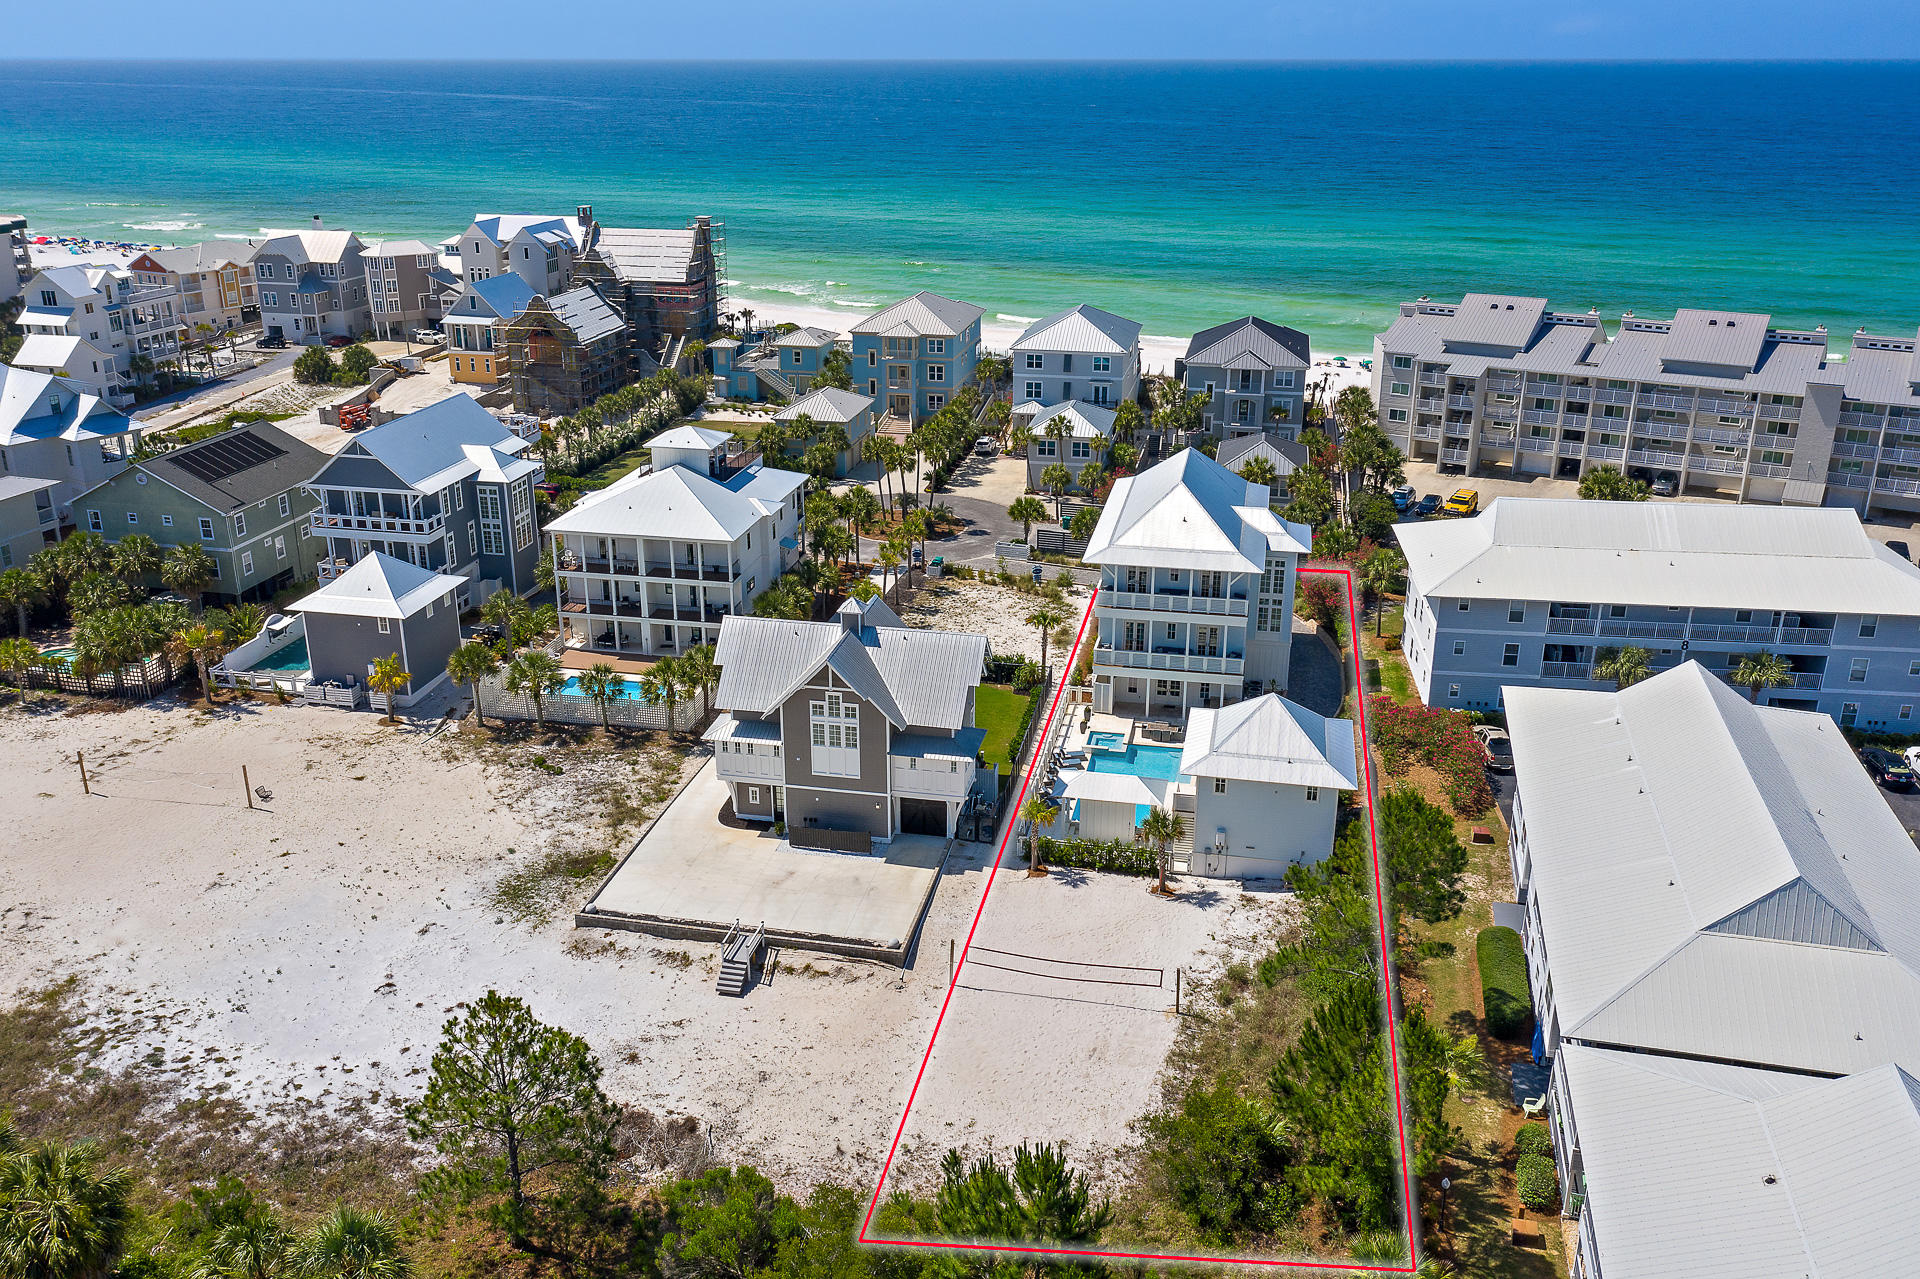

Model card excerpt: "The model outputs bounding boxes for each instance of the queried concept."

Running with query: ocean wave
[127,220,202,232]
[996,313,1038,324]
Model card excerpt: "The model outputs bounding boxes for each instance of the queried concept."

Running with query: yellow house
[443,274,536,387]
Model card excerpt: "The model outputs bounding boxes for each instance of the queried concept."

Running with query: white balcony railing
[311,510,445,538]
[1097,589,1245,616]
[1096,646,1245,676]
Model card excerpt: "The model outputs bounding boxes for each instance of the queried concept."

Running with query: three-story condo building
[1177,316,1313,439]
[1082,448,1310,718]
[1395,497,1920,731]
[1009,304,1142,410]
[448,211,586,293]
[253,224,371,345]
[358,239,450,341]
[848,291,984,426]
[1373,294,1920,514]
[303,393,542,608]
[547,425,806,659]
[705,596,989,841]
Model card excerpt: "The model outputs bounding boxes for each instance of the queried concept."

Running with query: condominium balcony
[1487,376,1522,394]
[1632,418,1689,440]
[1764,403,1802,421]
[1696,395,1754,416]
[1690,425,1751,445]
[1840,410,1887,429]
[1521,409,1559,427]
[311,510,445,539]
[643,562,739,582]
[1483,403,1519,423]
[1418,371,1448,387]
[1550,615,1832,647]
[1095,644,1245,676]
[1557,440,1585,458]
[1587,444,1625,461]
[1593,387,1635,404]
[1685,453,1747,476]
[1098,588,1247,615]
[1447,393,1476,410]
[1440,447,1471,465]
[1518,436,1554,454]
[1638,391,1694,411]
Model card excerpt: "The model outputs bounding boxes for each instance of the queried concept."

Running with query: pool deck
[558,648,667,676]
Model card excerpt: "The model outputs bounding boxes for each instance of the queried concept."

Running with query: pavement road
[141,347,299,431]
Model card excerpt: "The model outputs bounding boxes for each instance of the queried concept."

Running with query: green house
[73,421,329,604]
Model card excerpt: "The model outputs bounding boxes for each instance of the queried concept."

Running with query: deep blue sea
[2,60,1918,353]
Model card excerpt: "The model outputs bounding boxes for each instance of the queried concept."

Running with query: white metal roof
[1083,447,1310,573]
[1010,304,1141,355]
[851,290,985,339]
[712,610,986,733]
[1505,661,1920,1074]
[293,551,462,620]
[0,364,137,445]
[1057,769,1163,808]
[318,394,531,491]
[776,386,874,425]
[547,461,801,543]
[468,213,584,249]
[1396,496,1920,614]
[1178,694,1358,791]
[1018,400,1116,440]
[257,229,358,265]
[648,424,733,451]
[771,325,838,349]
[1561,1044,1920,1279]
[13,334,85,370]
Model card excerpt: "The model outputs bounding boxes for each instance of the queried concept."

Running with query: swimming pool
[251,638,310,673]
[38,645,75,662]
[1085,730,1128,751]
[1086,742,1188,784]
[560,674,659,703]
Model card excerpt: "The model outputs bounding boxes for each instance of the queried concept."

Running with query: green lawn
[150,409,297,451]
[975,683,1034,774]
[565,444,655,491]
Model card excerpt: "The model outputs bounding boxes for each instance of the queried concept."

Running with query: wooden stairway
[717,921,766,997]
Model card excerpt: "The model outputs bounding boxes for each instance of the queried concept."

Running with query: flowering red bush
[1366,695,1494,817]
[1298,577,1345,634]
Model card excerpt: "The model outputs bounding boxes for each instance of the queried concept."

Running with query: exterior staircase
[1167,828,1196,875]
[717,921,766,996]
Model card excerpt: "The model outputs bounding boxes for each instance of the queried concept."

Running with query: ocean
[3,59,1918,354]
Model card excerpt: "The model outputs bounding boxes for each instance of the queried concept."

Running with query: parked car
[975,437,998,456]
[257,333,287,349]
[409,328,441,344]
[1886,540,1912,563]
[1443,487,1480,516]
[533,482,559,499]
[1437,461,1465,476]
[1651,473,1678,497]
[1391,484,1416,512]
[1414,493,1443,518]
[1861,746,1917,791]
[1473,725,1515,772]
[325,334,354,349]
[1904,744,1920,774]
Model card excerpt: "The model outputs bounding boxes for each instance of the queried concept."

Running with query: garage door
[899,798,947,837]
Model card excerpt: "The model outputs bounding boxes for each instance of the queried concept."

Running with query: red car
[325,334,354,349]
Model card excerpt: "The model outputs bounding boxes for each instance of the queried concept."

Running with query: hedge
[1476,925,1533,1040]
[1513,1122,1552,1160]
[1516,1152,1559,1210]
[1029,835,1159,877]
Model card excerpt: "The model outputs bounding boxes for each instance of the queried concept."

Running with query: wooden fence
[14,653,187,701]
[477,678,712,732]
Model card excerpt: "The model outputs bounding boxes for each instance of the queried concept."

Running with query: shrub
[1516,1152,1559,1209]
[292,345,336,384]
[1012,659,1044,694]
[1029,835,1157,877]
[1513,1122,1552,1160]
[1143,1080,1292,1241]
[1366,694,1494,817]
[1477,926,1533,1040]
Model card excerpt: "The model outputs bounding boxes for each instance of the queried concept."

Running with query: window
[208,559,221,579]
[1457,599,1470,612]
[1390,381,1411,398]
[1508,603,1524,623]
[1861,615,1879,638]
[926,338,945,355]
[1024,353,1043,370]
[477,485,505,556]
[1392,355,1413,370]
[927,364,945,384]
[240,550,253,575]
[1903,705,1914,721]
[1851,657,1870,683]
[257,263,274,280]
[867,349,876,367]
[1608,604,1627,619]
[807,692,861,777]
[1025,381,1043,399]
[87,510,102,532]
[377,617,390,634]
[277,493,291,518]
[161,514,173,527]
[1213,777,1227,794]
[1071,440,1091,459]
[1092,356,1111,372]
[199,517,214,540]
[126,511,138,525]
[1503,643,1519,667]
[748,786,761,805]
[234,512,246,536]
[1387,408,1408,423]
[275,535,287,561]
[1448,684,1461,700]
[1453,640,1466,656]
[928,393,945,411]
[467,522,478,556]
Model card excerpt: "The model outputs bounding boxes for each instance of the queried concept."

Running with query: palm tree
[1008,496,1048,541]
[1359,547,1407,637]
[1138,805,1187,896]
[192,1213,291,1279]
[290,1208,410,1279]
[167,621,228,705]
[1593,645,1653,689]
[445,641,500,728]
[648,655,684,733]
[1237,455,1280,502]
[1020,793,1060,875]
[1733,650,1793,703]
[0,1138,136,1279]
[678,644,719,724]
[161,543,216,615]
[1026,604,1067,681]
[0,566,46,637]
[576,661,626,732]
[1,635,39,706]
[481,590,534,648]
[502,649,565,730]
[67,572,136,619]
[212,601,267,645]
[878,543,904,608]
[1040,463,1073,502]
[107,534,161,592]
[368,653,410,725]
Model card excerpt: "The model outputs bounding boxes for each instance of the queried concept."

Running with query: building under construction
[569,206,722,373]
[502,285,629,416]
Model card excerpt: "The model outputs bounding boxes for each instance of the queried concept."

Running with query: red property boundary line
[858,567,1417,1273]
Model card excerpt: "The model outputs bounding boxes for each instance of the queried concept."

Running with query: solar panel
[168,429,287,486]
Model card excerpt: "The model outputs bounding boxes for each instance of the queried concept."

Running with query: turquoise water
[1085,730,1127,751]
[252,638,309,673]
[1087,743,1188,784]
[559,674,657,703]
[38,645,75,661]
[2,61,1917,353]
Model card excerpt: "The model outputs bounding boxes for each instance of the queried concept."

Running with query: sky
[13,0,1920,61]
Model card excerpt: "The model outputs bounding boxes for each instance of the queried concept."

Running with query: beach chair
[1521,1093,1548,1119]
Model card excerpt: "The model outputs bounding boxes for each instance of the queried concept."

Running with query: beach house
[0,213,29,307]
[252,223,371,345]
[1009,304,1142,409]
[449,211,586,294]
[70,421,325,603]
[775,386,876,478]
[0,476,58,569]
[1082,447,1310,718]
[711,325,839,401]
[1504,660,1920,1276]
[548,425,805,658]
[1393,496,1920,729]
[1215,433,1308,507]
[16,263,167,404]
[501,286,629,415]
[441,274,536,388]
[0,363,143,528]
[1023,401,1116,494]
[131,241,259,336]
[303,393,542,607]
[848,291,984,426]
[569,210,722,369]
[704,597,989,841]
[293,551,467,708]
[358,239,451,341]
[1177,317,1313,439]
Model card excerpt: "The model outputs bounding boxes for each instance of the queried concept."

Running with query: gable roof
[1083,447,1310,573]
[851,291,985,339]
[1437,293,1549,351]
[1216,432,1310,476]
[0,364,139,445]
[712,610,986,733]
[449,273,537,323]
[316,394,533,492]
[293,550,463,620]
[1506,661,1920,1074]
[585,226,699,283]
[1560,1045,1920,1279]
[1662,307,1771,371]
[256,229,358,265]
[1010,304,1142,355]
[357,238,438,260]
[1178,694,1359,791]
[467,214,584,250]
[1394,496,1920,614]
[771,325,839,349]
[147,240,258,273]
[547,460,803,543]
[547,286,625,343]
[139,422,326,513]
[1183,316,1311,370]
[647,424,733,451]
[1019,400,1116,440]
[777,386,874,426]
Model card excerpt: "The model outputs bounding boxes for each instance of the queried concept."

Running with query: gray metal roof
[548,460,801,543]
[548,286,625,344]
[315,394,529,491]
[711,610,986,733]
[586,226,698,283]
[851,290,985,339]
[1216,432,1309,476]
[1437,293,1549,352]
[294,550,463,619]
[771,325,838,349]
[452,273,537,322]
[1183,315,1311,370]
[1010,304,1142,355]
[776,386,874,425]
[1660,308,1771,370]
[1839,333,1920,407]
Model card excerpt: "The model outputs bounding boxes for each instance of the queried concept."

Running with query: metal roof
[1395,496,1920,614]
[143,422,326,514]
[648,424,733,451]
[1505,662,1920,1074]
[587,226,698,283]
[890,727,987,761]
[357,238,439,260]
[1010,304,1142,355]
[1177,694,1358,790]
[0,475,58,501]
[702,714,782,744]
[293,551,462,620]
[257,229,358,266]
[770,325,838,349]
[450,274,537,322]
[777,386,874,425]
[1561,1045,1920,1279]
[1183,315,1311,370]
[467,214,584,250]
[547,286,625,344]
[548,461,802,543]
[0,364,138,445]
[1216,432,1309,476]
[1839,334,1920,407]
[1083,447,1310,573]
[147,240,259,272]
[851,290,985,339]
[712,611,986,733]
[1057,769,1164,808]
[1019,399,1116,439]
[315,394,530,491]
[1437,293,1549,351]
[1661,308,1771,371]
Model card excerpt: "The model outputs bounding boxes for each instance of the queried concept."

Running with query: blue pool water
[252,638,309,673]
[560,675,658,703]
[1086,743,1188,784]
[1085,730,1127,752]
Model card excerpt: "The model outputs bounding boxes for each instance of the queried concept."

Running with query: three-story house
[1178,316,1313,439]
[1010,304,1141,410]
[848,291,984,426]
[252,223,371,345]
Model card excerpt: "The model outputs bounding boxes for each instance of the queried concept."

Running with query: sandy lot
[900,578,1093,665]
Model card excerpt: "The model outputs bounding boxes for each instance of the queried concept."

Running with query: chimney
[577,204,593,227]
[311,214,324,231]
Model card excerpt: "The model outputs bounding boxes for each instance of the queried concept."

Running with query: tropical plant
[1578,464,1650,502]
[1359,546,1407,636]
[192,1212,292,1279]
[111,533,162,589]
[292,346,336,385]
[0,566,45,636]
[1007,495,1048,541]
[168,621,229,705]
[67,572,137,618]
[161,543,217,614]
[1020,792,1059,874]
[337,343,378,383]
[1593,644,1653,689]
[211,601,267,646]
[1025,604,1066,680]
[290,1207,410,1279]
[576,662,626,732]
[1068,505,1100,545]
[1238,455,1280,494]
[877,543,903,608]
[502,650,565,729]
[1339,418,1406,493]
[0,635,40,706]
[482,590,537,649]
[1040,462,1073,499]
[0,1137,136,1279]
[1138,804,1187,896]
[678,644,719,722]
[368,653,411,725]
[1733,650,1792,703]
[446,641,500,729]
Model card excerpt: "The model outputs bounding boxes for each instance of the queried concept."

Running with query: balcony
[1098,589,1246,616]
[1748,462,1793,479]
[1095,645,1245,676]
[1685,454,1747,476]
[1447,394,1476,411]
[1417,397,1446,413]
[1593,387,1634,404]
[1483,403,1519,423]
[1542,661,1592,680]
[1691,425,1751,445]
[644,562,738,582]
[1882,445,1920,466]
[1763,403,1802,421]
[1874,474,1920,497]
[1588,444,1626,461]
[315,556,352,582]
[312,509,444,539]
[1521,409,1559,427]
[1828,471,1870,489]
[1518,436,1555,454]
[1831,441,1879,460]
[1546,617,1597,636]
[1557,440,1586,458]
[1441,447,1470,465]
[1696,395,1754,416]
[1481,425,1517,443]
[1413,423,1442,441]
[1597,619,1687,641]
[1561,411,1590,430]
[1639,391,1694,411]
[1626,447,1684,468]
[1419,371,1448,387]
[1487,376,1522,394]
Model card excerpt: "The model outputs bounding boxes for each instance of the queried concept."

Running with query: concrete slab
[580,760,946,962]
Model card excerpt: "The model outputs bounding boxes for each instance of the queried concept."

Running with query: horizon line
[2,55,1918,66]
